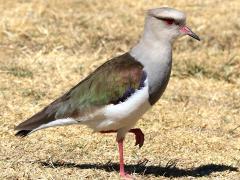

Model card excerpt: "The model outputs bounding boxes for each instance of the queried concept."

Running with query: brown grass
[0,0,240,179]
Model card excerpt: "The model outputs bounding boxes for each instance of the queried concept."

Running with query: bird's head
[144,7,200,43]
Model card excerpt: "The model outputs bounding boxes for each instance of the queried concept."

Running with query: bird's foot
[120,172,134,180]
[129,128,144,148]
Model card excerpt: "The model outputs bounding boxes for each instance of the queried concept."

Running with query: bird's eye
[163,18,174,25]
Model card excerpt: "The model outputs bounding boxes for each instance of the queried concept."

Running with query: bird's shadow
[39,159,238,177]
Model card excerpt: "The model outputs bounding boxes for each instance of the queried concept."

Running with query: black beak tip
[189,33,201,41]
[196,36,201,41]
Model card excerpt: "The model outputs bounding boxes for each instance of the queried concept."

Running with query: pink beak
[180,26,200,41]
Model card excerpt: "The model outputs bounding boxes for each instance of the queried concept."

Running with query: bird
[15,7,200,178]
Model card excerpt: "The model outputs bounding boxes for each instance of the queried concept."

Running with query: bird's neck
[130,37,172,68]
[130,37,173,105]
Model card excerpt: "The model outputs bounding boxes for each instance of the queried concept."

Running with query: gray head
[143,7,200,43]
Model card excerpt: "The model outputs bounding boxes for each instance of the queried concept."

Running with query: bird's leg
[117,138,132,179]
[118,138,125,176]
[100,128,144,148]
[101,130,143,179]
[129,128,144,148]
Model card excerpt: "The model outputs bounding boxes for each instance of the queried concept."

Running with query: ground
[0,0,240,179]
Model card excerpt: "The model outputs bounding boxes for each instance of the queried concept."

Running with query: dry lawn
[0,0,240,179]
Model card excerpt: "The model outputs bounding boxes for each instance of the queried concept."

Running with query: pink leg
[100,128,145,148]
[118,139,132,179]
[101,130,143,179]
[118,139,125,176]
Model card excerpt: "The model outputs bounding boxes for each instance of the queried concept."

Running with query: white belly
[85,79,151,132]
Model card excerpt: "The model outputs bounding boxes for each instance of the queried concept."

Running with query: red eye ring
[164,19,174,25]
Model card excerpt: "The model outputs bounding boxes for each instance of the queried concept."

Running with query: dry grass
[0,0,240,179]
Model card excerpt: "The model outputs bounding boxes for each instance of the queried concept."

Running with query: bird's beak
[180,26,200,41]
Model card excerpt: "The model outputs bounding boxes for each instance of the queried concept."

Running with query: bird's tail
[15,107,57,137]
[15,130,32,137]
[15,105,79,137]
[15,90,79,137]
